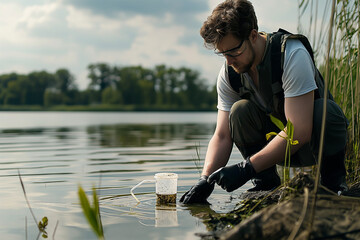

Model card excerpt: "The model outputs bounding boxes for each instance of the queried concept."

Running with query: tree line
[0,64,217,110]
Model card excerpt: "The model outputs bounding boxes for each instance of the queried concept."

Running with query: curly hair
[200,0,258,49]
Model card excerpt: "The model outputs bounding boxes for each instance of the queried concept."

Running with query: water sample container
[130,172,178,205]
[154,173,178,205]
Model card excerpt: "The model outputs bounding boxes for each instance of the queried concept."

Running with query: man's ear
[249,29,258,43]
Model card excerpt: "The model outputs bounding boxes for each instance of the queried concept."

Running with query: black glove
[180,175,214,204]
[207,157,256,192]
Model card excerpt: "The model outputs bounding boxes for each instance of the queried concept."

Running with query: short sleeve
[282,40,318,98]
[216,64,241,111]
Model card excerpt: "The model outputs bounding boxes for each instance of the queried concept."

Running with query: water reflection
[87,123,215,148]
[0,112,223,239]
[155,205,178,227]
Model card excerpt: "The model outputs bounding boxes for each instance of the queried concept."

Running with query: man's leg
[311,99,349,194]
[229,99,281,191]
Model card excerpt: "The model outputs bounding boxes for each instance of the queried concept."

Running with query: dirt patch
[197,173,360,240]
[223,195,360,240]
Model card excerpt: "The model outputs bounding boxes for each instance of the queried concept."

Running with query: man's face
[215,34,255,74]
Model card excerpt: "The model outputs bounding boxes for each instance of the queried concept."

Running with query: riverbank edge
[0,104,217,112]
[197,173,360,240]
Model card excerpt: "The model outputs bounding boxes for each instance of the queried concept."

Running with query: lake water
[0,111,251,240]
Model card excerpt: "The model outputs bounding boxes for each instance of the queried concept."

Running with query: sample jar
[130,172,178,205]
[154,173,178,205]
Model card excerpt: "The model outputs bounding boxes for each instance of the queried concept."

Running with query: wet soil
[196,173,360,240]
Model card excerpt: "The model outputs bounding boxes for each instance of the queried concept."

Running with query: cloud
[253,0,298,33]
[62,0,208,18]
[0,0,213,89]
[0,0,303,90]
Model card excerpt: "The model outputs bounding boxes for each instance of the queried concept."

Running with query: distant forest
[0,63,217,111]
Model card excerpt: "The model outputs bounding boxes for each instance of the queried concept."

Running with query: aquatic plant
[266,115,299,183]
[18,171,51,239]
[78,185,104,240]
[298,0,341,237]
[193,142,202,176]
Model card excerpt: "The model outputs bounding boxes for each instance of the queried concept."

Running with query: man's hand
[207,158,256,192]
[180,176,214,204]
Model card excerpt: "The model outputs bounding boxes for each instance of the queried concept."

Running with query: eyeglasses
[215,39,246,58]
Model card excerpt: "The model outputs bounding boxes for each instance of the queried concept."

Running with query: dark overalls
[227,29,348,192]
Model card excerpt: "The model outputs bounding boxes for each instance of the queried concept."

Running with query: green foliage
[18,171,51,238]
[0,64,216,110]
[78,185,104,240]
[101,86,122,104]
[88,63,114,92]
[55,68,77,93]
[44,90,63,107]
[299,0,360,183]
[38,216,49,238]
[266,115,299,183]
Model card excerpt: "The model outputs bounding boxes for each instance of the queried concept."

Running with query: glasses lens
[215,40,244,57]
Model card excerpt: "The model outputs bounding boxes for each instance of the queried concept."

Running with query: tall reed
[298,0,360,183]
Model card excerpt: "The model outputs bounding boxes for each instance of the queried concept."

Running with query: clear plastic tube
[130,179,155,203]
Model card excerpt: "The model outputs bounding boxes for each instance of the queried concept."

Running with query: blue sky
[0,0,303,89]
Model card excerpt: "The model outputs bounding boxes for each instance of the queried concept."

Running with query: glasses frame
[215,39,246,58]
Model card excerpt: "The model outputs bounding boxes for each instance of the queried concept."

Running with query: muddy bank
[223,194,360,239]
[197,173,360,240]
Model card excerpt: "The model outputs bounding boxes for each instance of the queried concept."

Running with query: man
[180,0,348,204]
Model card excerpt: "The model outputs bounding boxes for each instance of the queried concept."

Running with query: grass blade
[78,185,104,239]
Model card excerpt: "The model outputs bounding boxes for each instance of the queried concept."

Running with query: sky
[0,0,302,90]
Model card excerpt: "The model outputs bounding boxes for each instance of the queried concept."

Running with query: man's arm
[179,109,233,203]
[207,91,314,192]
[202,109,233,176]
[250,91,314,172]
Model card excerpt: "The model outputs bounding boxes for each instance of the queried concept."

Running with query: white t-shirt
[217,39,318,112]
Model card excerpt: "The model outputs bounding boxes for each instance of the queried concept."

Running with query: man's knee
[229,99,252,123]
[229,99,269,154]
[229,99,265,128]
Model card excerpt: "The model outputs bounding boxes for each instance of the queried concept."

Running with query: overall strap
[227,29,288,95]
[227,63,242,93]
[269,29,288,95]
[227,28,326,101]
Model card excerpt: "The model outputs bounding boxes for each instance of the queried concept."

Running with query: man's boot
[320,148,348,195]
[248,165,281,191]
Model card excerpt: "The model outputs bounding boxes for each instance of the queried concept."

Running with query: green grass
[78,185,104,240]
[299,0,360,184]
[18,171,52,239]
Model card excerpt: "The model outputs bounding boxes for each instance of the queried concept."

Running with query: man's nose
[225,55,234,65]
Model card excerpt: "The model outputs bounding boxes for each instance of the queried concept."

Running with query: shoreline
[0,105,217,112]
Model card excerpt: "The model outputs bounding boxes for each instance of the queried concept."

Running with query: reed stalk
[299,0,360,184]
[297,0,360,238]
